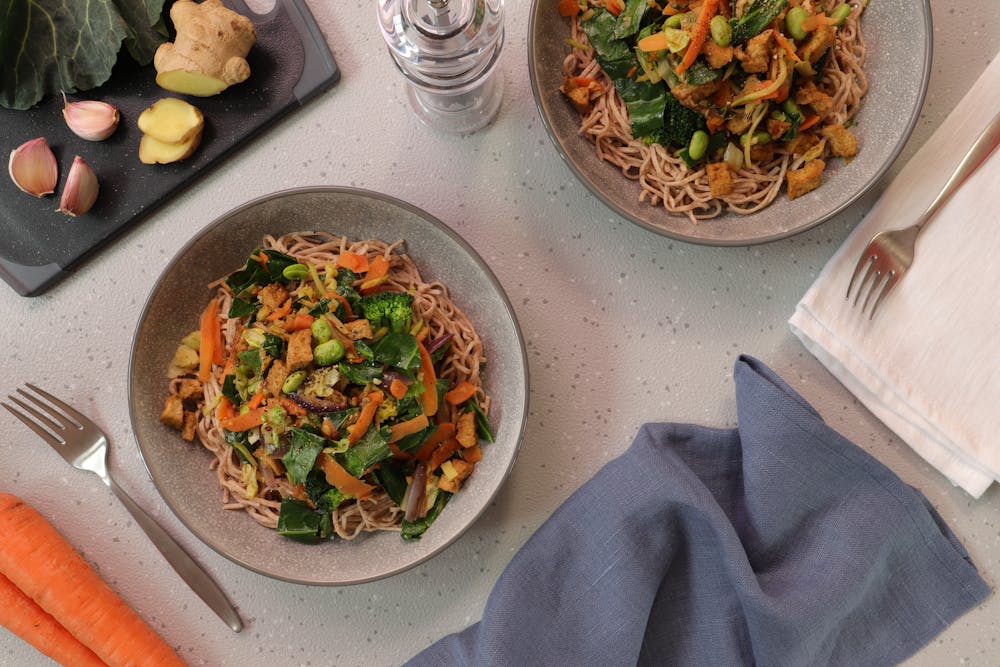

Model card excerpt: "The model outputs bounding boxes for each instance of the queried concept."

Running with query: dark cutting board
[0,0,339,296]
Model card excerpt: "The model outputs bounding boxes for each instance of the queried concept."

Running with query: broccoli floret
[359,292,413,333]
[660,92,706,148]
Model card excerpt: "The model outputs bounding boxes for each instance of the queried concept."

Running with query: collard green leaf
[0,0,168,110]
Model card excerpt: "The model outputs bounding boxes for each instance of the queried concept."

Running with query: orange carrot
[417,341,439,417]
[327,293,355,320]
[801,12,831,32]
[0,573,105,667]
[221,407,265,432]
[246,391,266,410]
[388,443,413,460]
[336,250,369,273]
[800,114,821,130]
[389,378,409,400]
[558,0,580,17]
[444,380,477,406]
[572,76,595,87]
[216,395,237,422]
[461,443,483,463]
[676,0,718,74]
[317,453,374,498]
[284,312,315,332]
[605,0,624,16]
[0,494,185,667]
[414,423,456,461]
[347,390,384,444]
[266,298,293,322]
[428,437,462,471]
[773,30,802,62]
[257,251,269,267]
[280,396,308,417]
[389,413,429,443]
[359,255,390,293]
[637,31,670,52]
[198,297,219,382]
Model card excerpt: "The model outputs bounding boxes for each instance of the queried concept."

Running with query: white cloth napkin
[789,54,1000,498]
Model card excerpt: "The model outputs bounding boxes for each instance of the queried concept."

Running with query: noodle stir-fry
[160,232,492,543]
[559,0,868,222]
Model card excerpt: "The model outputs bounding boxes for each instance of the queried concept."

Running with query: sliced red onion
[425,332,453,354]
[404,462,427,522]
[287,391,345,413]
[382,368,413,389]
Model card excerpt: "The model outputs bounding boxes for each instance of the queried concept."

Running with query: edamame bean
[785,6,807,40]
[782,99,802,118]
[688,130,709,161]
[709,14,731,47]
[314,339,345,367]
[311,317,333,344]
[829,3,851,26]
[282,263,310,281]
[282,370,307,394]
[741,130,772,146]
[664,14,684,29]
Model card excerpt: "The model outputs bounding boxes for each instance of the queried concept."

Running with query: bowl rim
[127,185,530,585]
[526,0,934,246]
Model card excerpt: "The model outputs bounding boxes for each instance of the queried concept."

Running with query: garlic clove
[57,156,99,216]
[62,93,120,141]
[9,137,59,197]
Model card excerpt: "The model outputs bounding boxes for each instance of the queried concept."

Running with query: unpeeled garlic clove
[57,156,99,216]
[62,94,120,141]
[9,137,59,197]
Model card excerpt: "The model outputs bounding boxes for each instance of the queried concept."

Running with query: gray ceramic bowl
[528,0,932,245]
[129,187,528,585]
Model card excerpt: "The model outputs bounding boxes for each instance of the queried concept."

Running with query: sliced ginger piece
[153,0,257,97]
[137,98,204,144]
[139,132,202,165]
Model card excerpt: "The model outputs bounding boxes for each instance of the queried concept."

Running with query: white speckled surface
[2,1,999,665]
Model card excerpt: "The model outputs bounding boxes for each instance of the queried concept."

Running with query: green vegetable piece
[276,499,325,544]
[613,0,649,39]
[373,332,421,370]
[282,263,310,281]
[374,463,408,507]
[359,292,414,334]
[741,130,773,146]
[262,333,286,360]
[282,427,327,486]
[661,92,707,148]
[664,14,684,29]
[710,14,732,46]
[225,249,298,297]
[237,348,262,375]
[829,2,851,26]
[338,361,383,386]
[785,6,808,40]
[688,130,710,161]
[337,427,391,478]
[314,339,346,367]
[282,370,307,394]
[401,491,452,540]
[228,297,256,319]
[469,400,495,444]
[311,317,333,344]
[224,430,256,466]
[730,0,788,45]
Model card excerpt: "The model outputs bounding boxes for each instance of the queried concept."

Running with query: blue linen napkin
[408,356,990,666]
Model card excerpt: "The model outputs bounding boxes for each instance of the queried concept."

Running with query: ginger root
[154,0,257,97]
[137,98,205,164]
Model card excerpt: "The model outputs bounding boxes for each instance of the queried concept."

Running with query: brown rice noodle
[181,232,488,539]
[563,0,868,223]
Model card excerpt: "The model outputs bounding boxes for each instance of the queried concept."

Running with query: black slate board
[0,0,339,296]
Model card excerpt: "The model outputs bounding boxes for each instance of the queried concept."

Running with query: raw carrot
[266,298,293,321]
[428,437,462,472]
[198,297,219,382]
[327,293,355,319]
[221,407,266,432]
[0,494,185,667]
[676,0,718,74]
[284,312,315,332]
[605,0,624,16]
[637,31,670,52]
[800,113,821,130]
[359,255,390,293]
[280,396,308,417]
[417,341,439,417]
[0,573,105,667]
[216,395,237,422]
[773,30,802,63]
[801,12,831,32]
[246,391,266,410]
[347,390,384,444]
[444,380,477,406]
[414,423,456,461]
[336,250,369,273]
[317,453,374,498]
[388,378,409,400]
[389,413,429,443]
[558,0,580,17]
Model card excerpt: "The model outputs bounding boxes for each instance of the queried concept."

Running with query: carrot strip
[800,114,821,130]
[676,0,718,74]
[461,443,483,463]
[0,494,185,667]
[280,396,308,416]
[417,341,439,417]
[246,391,265,410]
[0,573,105,667]
[428,437,462,471]
[221,407,266,432]
[347,390,384,444]
[284,312,315,332]
[389,443,414,460]
[444,380,477,406]
[773,30,802,63]
[326,293,355,320]
[216,395,237,422]
[558,0,580,16]
[605,0,624,16]
[336,250,369,273]
[266,298,293,322]
[637,31,670,52]
[198,297,219,382]
[389,378,409,400]
[414,423,456,461]
[359,255,390,293]
[389,413,429,443]
[801,12,831,32]
[317,453,374,498]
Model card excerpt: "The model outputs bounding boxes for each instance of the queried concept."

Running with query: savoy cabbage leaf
[0,0,168,110]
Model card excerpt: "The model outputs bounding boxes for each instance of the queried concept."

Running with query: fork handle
[916,109,1000,231]
[108,478,244,632]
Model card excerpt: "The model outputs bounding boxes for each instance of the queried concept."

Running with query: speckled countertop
[2,1,999,665]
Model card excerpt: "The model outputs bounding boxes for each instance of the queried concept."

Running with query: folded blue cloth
[408,356,990,666]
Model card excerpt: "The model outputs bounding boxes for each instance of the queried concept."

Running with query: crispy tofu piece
[266,359,290,397]
[286,329,314,371]
[787,159,826,200]
[181,411,197,442]
[801,24,836,64]
[785,131,821,156]
[701,40,734,69]
[438,459,475,493]
[706,162,734,197]
[794,80,834,116]
[766,118,792,140]
[258,282,290,310]
[175,378,203,403]
[671,80,723,110]
[820,123,858,158]
[735,29,774,73]
[726,115,752,135]
[341,318,373,341]
[160,394,184,430]
[749,142,775,163]
[563,84,591,114]
[456,411,477,448]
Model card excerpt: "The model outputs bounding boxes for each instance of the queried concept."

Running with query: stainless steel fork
[2,383,244,633]
[846,110,1000,318]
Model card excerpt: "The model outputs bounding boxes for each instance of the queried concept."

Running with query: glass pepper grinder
[377,0,504,134]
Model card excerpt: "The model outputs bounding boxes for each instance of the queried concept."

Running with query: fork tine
[846,252,874,301]
[852,261,879,307]
[23,383,88,428]
[867,271,899,319]
[7,394,67,433]
[861,270,887,314]
[2,400,65,447]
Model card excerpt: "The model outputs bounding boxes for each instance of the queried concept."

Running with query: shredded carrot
[627,65,638,78]
[801,12,831,32]
[417,341,439,417]
[800,114,821,130]
[706,114,726,132]
[389,413,430,443]
[198,297,220,382]
[216,396,237,422]
[461,443,483,464]
[347,390,384,444]
[414,423,456,461]
[257,251,269,267]
[336,250,369,273]
[0,494,185,666]
[221,407,266,432]
[444,380,477,406]
[605,0,624,15]
[388,443,413,460]
[266,298,293,321]
[428,437,462,472]
[676,0,718,74]
[773,30,802,63]
[283,312,315,332]
[558,0,580,16]
[246,391,266,410]
[359,255,391,293]
[389,378,409,400]
[326,292,355,320]
[280,396,308,417]
[317,453,374,498]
